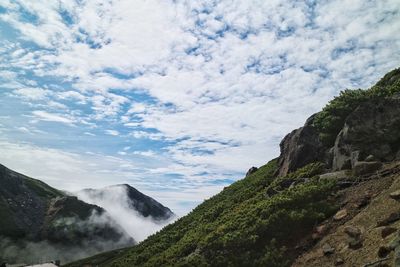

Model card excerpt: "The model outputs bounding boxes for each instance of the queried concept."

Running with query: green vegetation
[65,67,400,267]
[69,160,337,267]
[313,68,400,147]
[23,176,64,199]
[0,170,63,239]
[0,197,25,238]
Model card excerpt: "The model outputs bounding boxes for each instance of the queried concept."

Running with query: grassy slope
[67,68,400,267]
[68,160,337,267]
[23,176,64,199]
[0,166,64,238]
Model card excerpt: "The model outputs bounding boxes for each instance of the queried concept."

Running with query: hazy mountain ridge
[78,184,174,221]
[65,67,400,267]
[0,165,173,265]
[0,163,134,264]
[76,184,175,242]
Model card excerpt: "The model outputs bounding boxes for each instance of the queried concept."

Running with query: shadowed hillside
[0,164,134,264]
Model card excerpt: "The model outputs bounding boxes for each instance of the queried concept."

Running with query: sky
[0,0,399,216]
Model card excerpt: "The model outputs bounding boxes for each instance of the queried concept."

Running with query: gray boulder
[276,114,326,177]
[332,97,400,171]
[246,167,258,177]
[319,170,350,181]
[353,161,382,176]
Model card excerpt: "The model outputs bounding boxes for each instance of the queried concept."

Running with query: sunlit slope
[68,160,337,267]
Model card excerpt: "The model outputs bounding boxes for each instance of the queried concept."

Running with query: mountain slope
[0,164,133,264]
[66,161,338,267]
[77,184,174,221]
[66,67,400,267]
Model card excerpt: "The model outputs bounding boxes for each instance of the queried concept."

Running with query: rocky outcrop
[246,167,258,177]
[332,97,400,171]
[276,96,400,177]
[276,114,326,176]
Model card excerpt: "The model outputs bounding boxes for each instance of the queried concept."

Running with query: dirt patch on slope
[293,162,400,267]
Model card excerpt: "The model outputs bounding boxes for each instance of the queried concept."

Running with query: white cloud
[132,150,156,157]
[0,0,399,215]
[32,110,75,125]
[75,185,175,242]
[14,88,49,100]
[105,129,119,136]
[0,139,223,215]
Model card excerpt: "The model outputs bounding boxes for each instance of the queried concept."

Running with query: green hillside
[68,161,337,267]
[66,67,400,267]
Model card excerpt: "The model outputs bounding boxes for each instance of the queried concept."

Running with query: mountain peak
[78,184,174,221]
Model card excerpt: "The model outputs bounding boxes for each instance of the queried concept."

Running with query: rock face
[319,170,350,181]
[332,98,400,171]
[246,167,258,177]
[276,114,326,176]
[276,97,400,176]
[353,161,383,176]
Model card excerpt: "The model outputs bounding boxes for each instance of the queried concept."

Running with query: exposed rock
[351,150,361,167]
[378,246,392,258]
[353,161,383,176]
[333,209,348,221]
[312,224,327,240]
[322,243,335,255]
[334,258,344,266]
[332,97,400,171]
[390,190,400,201]
[356,193,372,208]
[316,224,327,234]
[344,226,361,238]
[348,237,363,250]
[246,167,258,177]
[319,170,350,181]
[382,227,397,238]
[377,212,400,227]
[276,114,326,177]
[365,154,376,162]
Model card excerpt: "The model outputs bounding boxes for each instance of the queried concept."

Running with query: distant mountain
[78,184,174,221]
[0,164,134,265]
[66,68,400,267]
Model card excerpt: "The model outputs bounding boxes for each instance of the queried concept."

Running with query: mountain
[66,68,400,267]
[0,164,134,265]
[77,184,174,221]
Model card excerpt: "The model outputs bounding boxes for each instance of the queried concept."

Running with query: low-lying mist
[75,185,176,242]
[0,211,132,264]
[0,237,122,264]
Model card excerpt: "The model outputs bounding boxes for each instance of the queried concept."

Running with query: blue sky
[0,0,399,215]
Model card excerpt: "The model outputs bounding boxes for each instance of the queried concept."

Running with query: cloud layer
[0,0,399,214]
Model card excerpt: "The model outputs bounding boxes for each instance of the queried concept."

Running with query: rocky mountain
[77,184,174,221]
[0,164,134,265]
[65,68,400,267]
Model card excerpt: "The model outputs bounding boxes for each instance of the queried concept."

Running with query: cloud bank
[0,0,399,214]
[75,185,176,242]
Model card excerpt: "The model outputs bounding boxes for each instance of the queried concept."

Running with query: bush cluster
[313,68,400,147]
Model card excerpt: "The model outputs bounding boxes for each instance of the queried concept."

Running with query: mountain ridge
[78,184,174,221]
[0,164,173,265]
